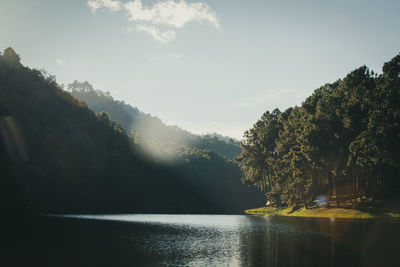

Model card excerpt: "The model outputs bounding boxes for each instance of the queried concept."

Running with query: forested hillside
[0,47,210,214]
[66,80,260,213]
[238,54,400,209]
[0,48,261,214]
[68,80,241,160]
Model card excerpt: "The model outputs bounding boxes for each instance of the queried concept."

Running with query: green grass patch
[245,206,400,219]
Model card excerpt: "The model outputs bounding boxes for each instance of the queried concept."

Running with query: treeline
[238,54,400,208]
[0,48,261,214]
[68,80,241,160]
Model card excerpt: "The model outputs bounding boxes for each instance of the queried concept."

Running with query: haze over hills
[0,48,262,214]
[66,80,261,212]
[67,80,241,160]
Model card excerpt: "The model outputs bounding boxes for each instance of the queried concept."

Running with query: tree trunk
[303,194,308,209]
[267,172,272,193]
[331,172,339,207]
[300,186,308,209]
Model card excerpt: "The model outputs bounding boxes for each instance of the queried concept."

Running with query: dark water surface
[1,214,400,267]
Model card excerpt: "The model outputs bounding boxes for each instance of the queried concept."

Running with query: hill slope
[0,48,262,214]
[0,48,214,214]
[68,80,241,160]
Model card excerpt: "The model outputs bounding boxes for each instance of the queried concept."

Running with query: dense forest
[0,48,261,214]
[238,54,400,209]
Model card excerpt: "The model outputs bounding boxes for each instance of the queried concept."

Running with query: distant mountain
[203,132,239,143]
[68,80,241,160]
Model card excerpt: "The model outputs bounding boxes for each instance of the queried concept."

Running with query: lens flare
[0,116,29,162]
[316,195,327,207]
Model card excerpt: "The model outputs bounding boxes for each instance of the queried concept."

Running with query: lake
[1,214,400,266]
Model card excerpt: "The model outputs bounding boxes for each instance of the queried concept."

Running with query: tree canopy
[238,54,400,209]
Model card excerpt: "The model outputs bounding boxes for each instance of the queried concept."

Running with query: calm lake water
[2,214,400,266]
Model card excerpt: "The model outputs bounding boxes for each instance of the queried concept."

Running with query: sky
[1,0,399,139]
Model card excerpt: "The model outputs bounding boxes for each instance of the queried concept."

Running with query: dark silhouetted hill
[0,48,262,214]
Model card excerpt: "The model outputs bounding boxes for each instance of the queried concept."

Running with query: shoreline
[245,206,400,219]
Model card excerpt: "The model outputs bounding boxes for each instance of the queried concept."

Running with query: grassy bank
[245,206,400,219]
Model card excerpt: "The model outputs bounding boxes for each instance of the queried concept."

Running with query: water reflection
[237,216,400,267]
[2,214,400,266]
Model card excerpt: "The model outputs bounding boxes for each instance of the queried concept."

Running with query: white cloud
[88,0,122,13]
[87,0,220,42]
[123,0,220,28]
[136,24,176,43]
